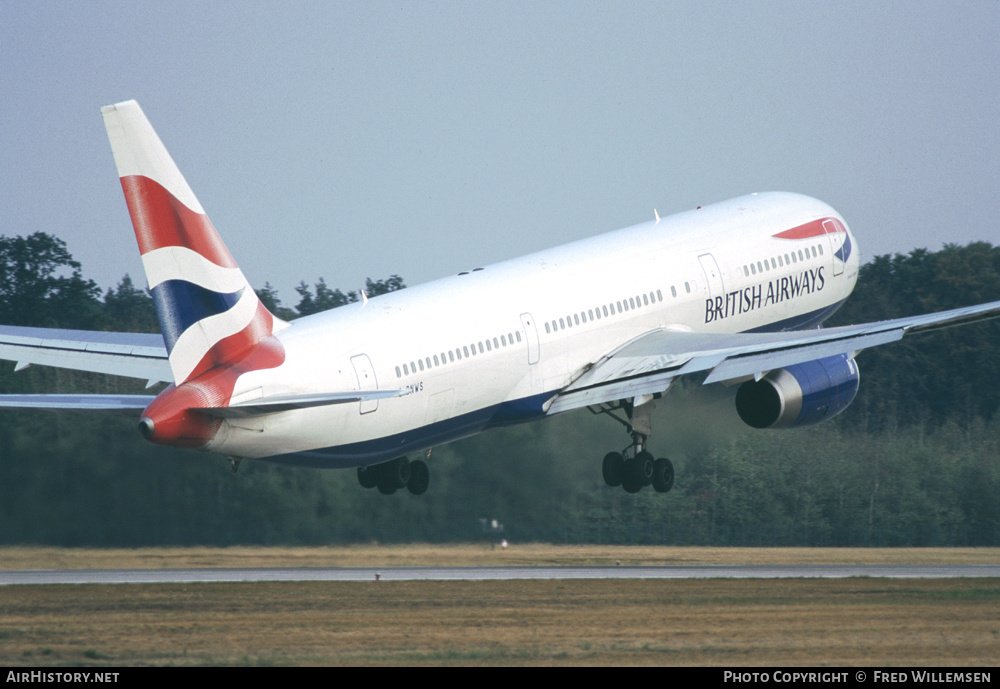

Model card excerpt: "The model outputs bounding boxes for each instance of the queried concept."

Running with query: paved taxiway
[2,564,999,585]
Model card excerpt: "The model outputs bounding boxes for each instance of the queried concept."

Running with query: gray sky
[1,2,998,305]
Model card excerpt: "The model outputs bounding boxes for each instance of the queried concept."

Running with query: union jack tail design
[101,100,287,386]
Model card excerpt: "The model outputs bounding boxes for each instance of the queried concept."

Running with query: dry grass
[2,546,998,666]
[2,544,999,570]
[2,578,998,666]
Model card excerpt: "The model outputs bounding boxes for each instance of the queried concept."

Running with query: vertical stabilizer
[101,100,286,385]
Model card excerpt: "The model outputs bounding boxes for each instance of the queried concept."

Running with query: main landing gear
[592,396,674,495]
[357,455,430,496]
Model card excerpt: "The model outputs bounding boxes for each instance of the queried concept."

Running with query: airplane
[2,99,1000,496]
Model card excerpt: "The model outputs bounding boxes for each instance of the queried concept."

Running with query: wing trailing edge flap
[546,299,1000,416]
[195,388,412,418]
[0,326,171,384]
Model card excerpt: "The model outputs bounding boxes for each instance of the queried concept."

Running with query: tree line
[0,233,998,546]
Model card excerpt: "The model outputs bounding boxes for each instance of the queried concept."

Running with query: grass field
[1,545,998,666]
[4,544,1000,569]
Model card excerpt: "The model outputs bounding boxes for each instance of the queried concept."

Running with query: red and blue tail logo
[102,101,286,387]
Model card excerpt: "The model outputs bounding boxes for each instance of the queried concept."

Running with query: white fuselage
[207,192,859,467]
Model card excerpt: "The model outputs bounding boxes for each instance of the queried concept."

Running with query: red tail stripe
[120,175,237,267]
[185,301,278,382]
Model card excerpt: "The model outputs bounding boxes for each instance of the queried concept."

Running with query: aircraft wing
[0,324,411,416]
[546,299,1000,415]
[0,325,171,383]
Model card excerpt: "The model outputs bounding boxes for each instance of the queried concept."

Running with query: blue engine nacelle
[735,353,860,429]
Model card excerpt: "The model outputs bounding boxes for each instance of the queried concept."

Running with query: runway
[3,564,999,585]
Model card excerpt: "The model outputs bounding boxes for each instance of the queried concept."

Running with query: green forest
[1,233,998,546]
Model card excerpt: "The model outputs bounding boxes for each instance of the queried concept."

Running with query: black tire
[602,452,624,487]
[407,459,430,495]
[652,457,674,493]
[357,466,378,489]
[622,476,642,494]
[376,457,410,494]
[627,451,655,486]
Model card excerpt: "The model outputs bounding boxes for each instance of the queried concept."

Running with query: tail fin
[101,100,286,385]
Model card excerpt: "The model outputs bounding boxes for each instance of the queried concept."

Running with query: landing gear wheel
[602,452,624,487]
[626,450,654,487]
[357,466,378,489]
[407,459,430,495]
[652,457,674,493]
[621,477,643,494]
[376,457,410,495]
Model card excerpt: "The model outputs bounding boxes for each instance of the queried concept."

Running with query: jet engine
[735,353,860,429]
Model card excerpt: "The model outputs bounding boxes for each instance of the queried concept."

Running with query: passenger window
[545,322,551,334]
[449,351,455,363]
[642,294,649,306]
[463,346,470,357]
[418,359,424,371]
[478,342,484,354]
[516,331,522,342]
[486,340,492,352]
[670,286,677,298]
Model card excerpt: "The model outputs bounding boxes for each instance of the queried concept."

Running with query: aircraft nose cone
[138,417,155,439]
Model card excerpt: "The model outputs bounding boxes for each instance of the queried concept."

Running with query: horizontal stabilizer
[195,388,412,418]
[0,394,156,415]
